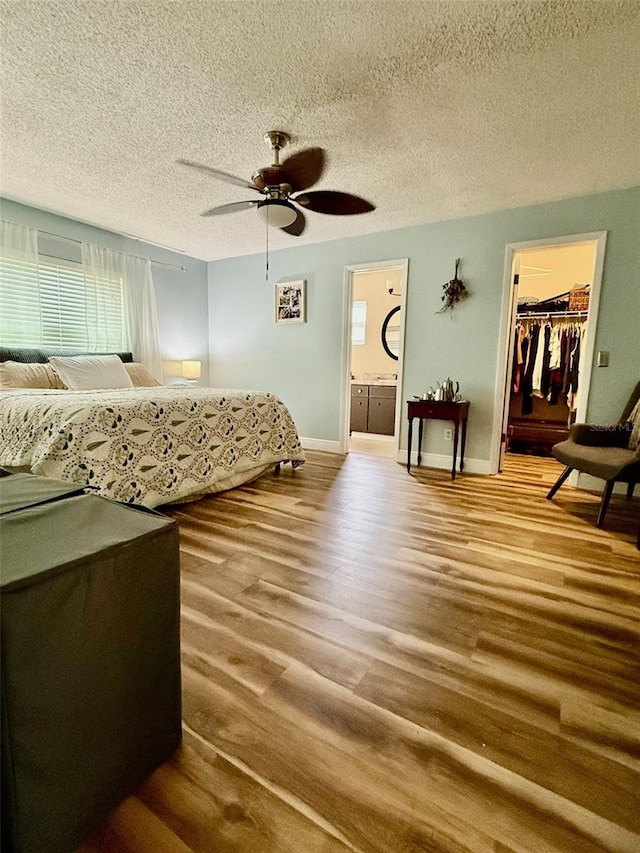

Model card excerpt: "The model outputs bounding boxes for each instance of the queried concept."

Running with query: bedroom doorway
[493,232,607,474]
[341,259,409,457]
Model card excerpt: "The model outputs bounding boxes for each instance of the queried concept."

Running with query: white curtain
[81,242,163,381]
[0,219,41,346]
[0,219,39,257]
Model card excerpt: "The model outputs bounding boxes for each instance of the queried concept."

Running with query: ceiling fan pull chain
[265,205,269,282]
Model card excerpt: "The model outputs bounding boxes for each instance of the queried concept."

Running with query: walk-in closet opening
[500,239,601,468]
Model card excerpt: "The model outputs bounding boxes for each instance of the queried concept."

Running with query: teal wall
[4,188,637,463]
[209,187,640,460]
[0,198,210,384]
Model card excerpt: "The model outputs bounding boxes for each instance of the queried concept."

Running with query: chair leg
[597,480,615,528]
[626,481,635,499]
[547,466,573,500]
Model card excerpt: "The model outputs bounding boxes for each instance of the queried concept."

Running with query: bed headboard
[0,347,134,364]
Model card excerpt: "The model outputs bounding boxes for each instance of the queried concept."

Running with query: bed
[0,348,305,507]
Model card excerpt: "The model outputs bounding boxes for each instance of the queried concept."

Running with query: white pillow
[49,355,134,390]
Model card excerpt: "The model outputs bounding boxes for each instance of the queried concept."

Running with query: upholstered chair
[546,381,640,527]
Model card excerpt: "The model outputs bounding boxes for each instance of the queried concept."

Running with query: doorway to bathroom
[341,259,409,458]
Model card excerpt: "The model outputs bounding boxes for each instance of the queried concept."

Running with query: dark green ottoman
[1,474,182,853]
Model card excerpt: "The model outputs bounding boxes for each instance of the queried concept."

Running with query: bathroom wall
[351,268,402,380]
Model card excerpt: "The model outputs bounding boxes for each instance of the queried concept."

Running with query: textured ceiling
[1,1,639,261]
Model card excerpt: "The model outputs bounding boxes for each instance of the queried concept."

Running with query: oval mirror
[381,305,401,360]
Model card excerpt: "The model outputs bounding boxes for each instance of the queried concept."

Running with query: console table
[407,399,470,480]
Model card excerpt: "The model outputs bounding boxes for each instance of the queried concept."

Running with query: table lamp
[181,360,201,384]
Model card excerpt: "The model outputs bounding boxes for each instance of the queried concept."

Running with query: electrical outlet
[444,428,452,441]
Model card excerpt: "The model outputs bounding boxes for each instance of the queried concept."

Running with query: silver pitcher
[442,378,459,402]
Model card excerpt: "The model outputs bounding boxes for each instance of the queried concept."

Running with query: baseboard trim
[396,449,492,475]
[300,437,343,453]
[301,441,494,474]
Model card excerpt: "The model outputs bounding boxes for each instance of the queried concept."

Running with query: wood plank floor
[80,452,640,853]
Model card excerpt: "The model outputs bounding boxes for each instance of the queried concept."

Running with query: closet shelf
[516,309,588,318]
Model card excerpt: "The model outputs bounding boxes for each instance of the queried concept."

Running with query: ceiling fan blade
[294,190,375,215]
[280,148,326,193]
[200,200,259,217]
[177,159,260,192]
[280,207,306,236]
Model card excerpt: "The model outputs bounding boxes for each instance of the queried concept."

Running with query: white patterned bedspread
[0,387,305,507]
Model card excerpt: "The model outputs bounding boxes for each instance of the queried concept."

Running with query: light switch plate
[597,351,609,367]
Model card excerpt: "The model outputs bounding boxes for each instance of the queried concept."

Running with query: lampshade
[181,360,201,380]
[256,199,297,228]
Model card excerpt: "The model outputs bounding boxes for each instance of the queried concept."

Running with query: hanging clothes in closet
[512,316,587,419]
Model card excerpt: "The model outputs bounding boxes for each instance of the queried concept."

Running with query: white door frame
[490,231,608,475]
[340,258,409,455]
[497,252,522,471]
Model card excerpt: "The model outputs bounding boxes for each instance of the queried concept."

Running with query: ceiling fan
[178,131,375,236]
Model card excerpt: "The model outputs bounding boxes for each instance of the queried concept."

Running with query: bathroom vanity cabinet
[350,383,397,435]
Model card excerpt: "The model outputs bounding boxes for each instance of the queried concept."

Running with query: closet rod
[37,229,187,272]
[517,310,588,319]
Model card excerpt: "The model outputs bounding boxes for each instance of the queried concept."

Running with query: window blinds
[0,254,126,351]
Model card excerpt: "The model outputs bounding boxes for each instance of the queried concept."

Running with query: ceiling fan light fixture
[179,132,374,230]
[256,199,297,228]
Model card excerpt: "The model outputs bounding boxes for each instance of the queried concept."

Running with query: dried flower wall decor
[437,258,467,313]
